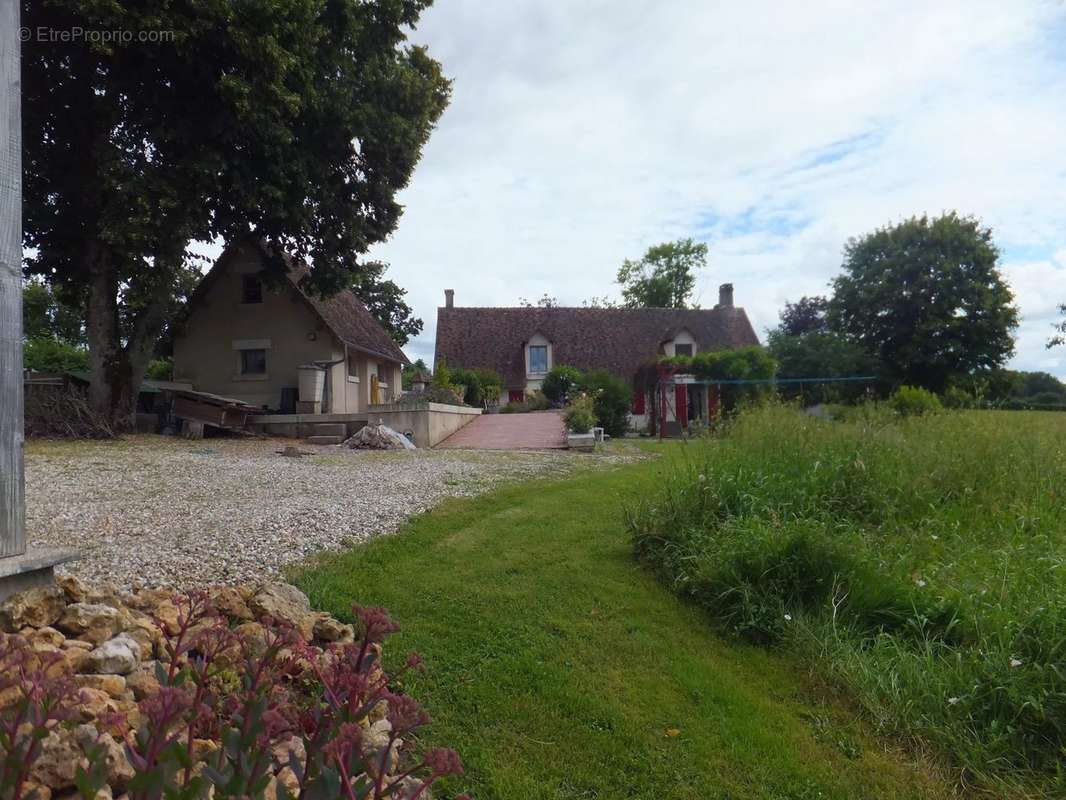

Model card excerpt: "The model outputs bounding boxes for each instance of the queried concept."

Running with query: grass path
[294,446,955,799]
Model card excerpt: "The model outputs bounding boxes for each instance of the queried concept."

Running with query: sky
[364,0,1066,376]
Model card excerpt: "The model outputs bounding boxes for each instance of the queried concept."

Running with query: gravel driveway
[26,435,636,589]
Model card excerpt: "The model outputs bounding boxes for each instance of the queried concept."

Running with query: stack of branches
[24,386,117,439]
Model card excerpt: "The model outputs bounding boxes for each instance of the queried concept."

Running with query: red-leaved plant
[0,592,469,800]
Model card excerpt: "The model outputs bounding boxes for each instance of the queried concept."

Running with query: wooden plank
[0,0,24,558]
[174,396,228,427]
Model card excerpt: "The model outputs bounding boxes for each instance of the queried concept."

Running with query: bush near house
[662,345,777,412]
[628,404,1066,795]
[541,365,583,405]
[499,391,550,414]
[449,366,503,407]
[577,369,631,437]
[563,394,597,433]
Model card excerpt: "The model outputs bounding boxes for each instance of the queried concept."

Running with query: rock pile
[0,578,365,800]
[344,423,415,450]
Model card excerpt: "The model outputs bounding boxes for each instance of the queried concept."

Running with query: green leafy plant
[0,596,468,800]
[889,385,942,417]
[564,394,597,434]
[541,366,583,405]
[577,370,631,437]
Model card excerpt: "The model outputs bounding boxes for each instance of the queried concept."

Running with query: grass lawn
[294,444,955,800]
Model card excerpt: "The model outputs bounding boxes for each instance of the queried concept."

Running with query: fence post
[0,0,25,562]
[0,5,76,599]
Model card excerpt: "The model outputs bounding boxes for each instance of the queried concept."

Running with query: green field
[629,406,1066,797]
[294,442,957,800]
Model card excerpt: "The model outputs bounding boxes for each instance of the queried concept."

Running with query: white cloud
[364,1,1066,378]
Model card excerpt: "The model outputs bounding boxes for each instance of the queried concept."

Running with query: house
[434,284,760,430]
[173,240,408,414]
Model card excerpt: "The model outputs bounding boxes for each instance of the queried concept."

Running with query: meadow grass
[293,446,956,800]
[628,405,1066,796]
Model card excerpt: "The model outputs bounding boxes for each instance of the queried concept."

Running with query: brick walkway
[435,410,567,450]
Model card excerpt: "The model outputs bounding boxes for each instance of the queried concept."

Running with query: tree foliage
[828,213,1018,392]
[351,261,423,346]
[1050,305,1066,350]
[22,0,450,420]
[22,280,84,345]
[616,238,706,308]
[766,330,878,403]
[777,295,829,336]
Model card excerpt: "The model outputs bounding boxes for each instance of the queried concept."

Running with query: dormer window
[529,345,548,374]
[674,343,693,357]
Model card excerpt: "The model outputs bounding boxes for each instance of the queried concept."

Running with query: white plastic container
[297,365,325,403]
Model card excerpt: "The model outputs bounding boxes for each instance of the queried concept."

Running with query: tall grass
[628,405,1066,795]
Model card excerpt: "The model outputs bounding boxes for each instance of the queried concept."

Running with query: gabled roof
[184,240,408,365]
[434,305,760,386]
[284,263,408,365]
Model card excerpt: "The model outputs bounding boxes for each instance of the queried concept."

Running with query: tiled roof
[285,265,408,365]
[434,305,760,386]
[185,240,408,366]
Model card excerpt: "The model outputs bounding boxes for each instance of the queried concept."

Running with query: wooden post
[0,5,75,598]
[0,0,25,559]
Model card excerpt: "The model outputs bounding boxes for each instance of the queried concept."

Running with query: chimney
[444,289,454,308]
[717,283,734,308]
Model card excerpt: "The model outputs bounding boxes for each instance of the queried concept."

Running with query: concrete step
[309,423,347,437]
[306,435,345,446]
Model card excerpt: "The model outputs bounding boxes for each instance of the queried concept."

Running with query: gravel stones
[25,435,636,589]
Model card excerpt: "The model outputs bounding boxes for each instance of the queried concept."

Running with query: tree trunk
[85,243,129,421]
[0,0,24,556]
[85,245,173,426]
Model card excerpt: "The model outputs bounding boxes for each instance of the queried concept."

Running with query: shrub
[498,391,549,414]
[541,366,582,405]
[22,337,89,374]
[889,385,942,417]
[663,346,777,412]
[145,357,173,381]
[577,369,630,437]
[564,394,597,433]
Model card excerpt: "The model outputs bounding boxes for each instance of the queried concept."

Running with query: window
[240,348,267,375]
[241,274,263,304]
[674,343,693,357]
[528,345,548,374]
[509,390,525,404]
[347,353,359,380]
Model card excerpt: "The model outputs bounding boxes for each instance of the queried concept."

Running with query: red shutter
[675,385,688,427]
[632,390,646,415]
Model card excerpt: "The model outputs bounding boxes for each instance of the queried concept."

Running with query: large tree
[1049,305,1066,349]
[828,213,1018,391]
[351,261,422,347]
[777,295,829,336]
[616,238,706,308]
[23,0,449,420]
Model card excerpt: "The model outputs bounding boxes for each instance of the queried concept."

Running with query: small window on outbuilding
[674,343,693,357]
[347,353,359,379]
[240,348,267,375]
[241,274,263,304]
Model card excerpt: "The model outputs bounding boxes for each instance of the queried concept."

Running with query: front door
[675,385,688,428]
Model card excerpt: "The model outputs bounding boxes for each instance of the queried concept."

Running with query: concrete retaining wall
[364,402,481,448]
[246,403,480,448]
